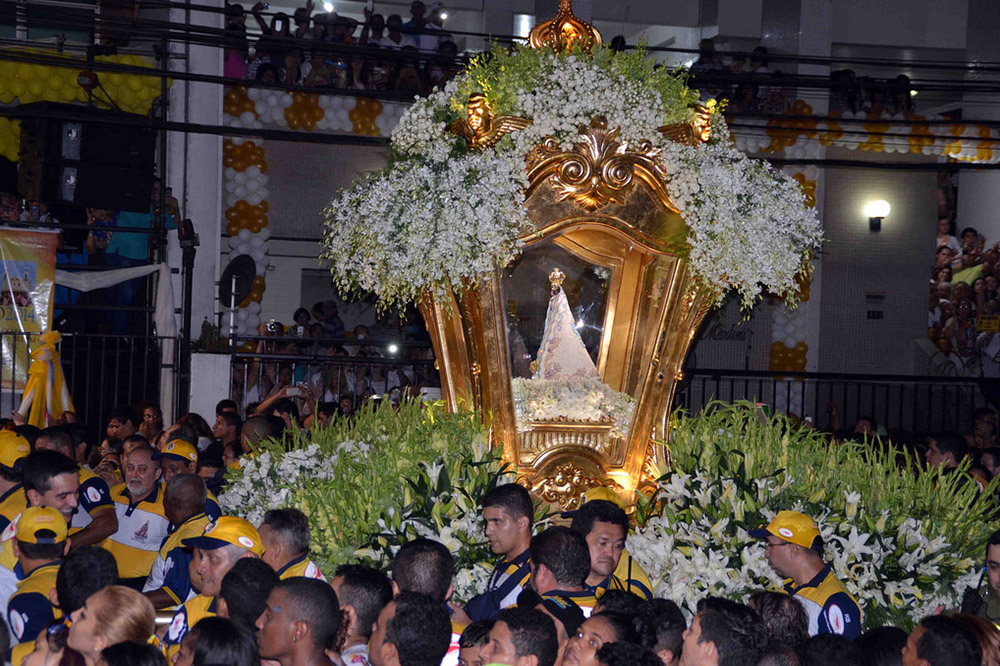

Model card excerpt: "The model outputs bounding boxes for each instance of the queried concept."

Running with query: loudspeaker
[17,103,156,212]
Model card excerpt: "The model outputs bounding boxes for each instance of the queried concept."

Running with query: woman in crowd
[172,617,259,666]
[563,612,639,666]
[67,586,156,666]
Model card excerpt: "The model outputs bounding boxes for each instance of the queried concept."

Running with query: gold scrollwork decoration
[446,93,533,151]
[528,0,602,55]
[526,117,679,214]
[528,461,603,510]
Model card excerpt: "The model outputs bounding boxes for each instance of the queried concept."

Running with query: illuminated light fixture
[388,343,399,354]
[910,89,918,97]
[440,10,448,20]
[864,199,890,232]
[323,1,333,11]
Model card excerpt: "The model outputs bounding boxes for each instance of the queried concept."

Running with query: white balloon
[250,235,265,248]
[238,228,252,240]
[225,180,237,194]
[783,337,797,348]
[246,165,261,179]
[247,301,261,315]
[236,308,249,321]
[234,171,247,185]
[239,111,256,125]
[234,185,248,200]
[258,187,270,200]
[280,94,294,108]
[258,228,271,240]
[247,87,261,101]
[255,261,267,276]
[228,236,241,249]
[250,248,265,262]
[246,192,262,206]
[225,194,237,207]
[246,313,261,328]
[224,167,236,179]
[235,240,251,254]
[266,93,280,107]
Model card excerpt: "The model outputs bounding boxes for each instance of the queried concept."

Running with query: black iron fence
[0,331,178,434]
[675,370,992,435]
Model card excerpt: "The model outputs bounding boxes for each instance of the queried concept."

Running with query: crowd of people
[0,182,178,335]
[689,38,917,117]
[224,0,464,94]
[929,213,1000,377]
[0,396,991,666]
[230,300,438,418]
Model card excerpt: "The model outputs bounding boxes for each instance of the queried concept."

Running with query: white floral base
[511,376,636,438]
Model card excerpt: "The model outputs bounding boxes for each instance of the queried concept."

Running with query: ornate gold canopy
[418,2,713,510]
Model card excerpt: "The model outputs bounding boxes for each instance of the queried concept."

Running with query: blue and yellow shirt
[545,589,598,618]
[7,561,61,645]
[104,483,171,580]
[465,549,531,622]
[143,511,211,606]
[784,565,862,639]
[0,485,26,536]
[275,554,326,581]
[163,594,216,660]
[70,468,115,535]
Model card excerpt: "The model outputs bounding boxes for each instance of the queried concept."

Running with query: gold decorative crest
[528,0,602,55]
[446,94,532,151]
[526,116,677,213]
[528,461,602,510]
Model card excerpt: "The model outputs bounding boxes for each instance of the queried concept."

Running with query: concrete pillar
[166,0,224,341]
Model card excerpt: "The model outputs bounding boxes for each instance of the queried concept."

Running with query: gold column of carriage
[418,2,716,510]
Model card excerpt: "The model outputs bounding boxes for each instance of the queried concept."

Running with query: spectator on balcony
[293,1,315,40]
[829,69,860,115]
[360,9,387,46]
[313,300,345,338]
[19,201,59,227]
[380,14,418,49]
[392,47,426,92]
[252,3,297,82]
[224,3,250,80]
[690,38,724,102]
[402,1,426,36]
[415,3,453,53]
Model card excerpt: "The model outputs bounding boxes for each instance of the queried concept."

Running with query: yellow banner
[0,229,58,390]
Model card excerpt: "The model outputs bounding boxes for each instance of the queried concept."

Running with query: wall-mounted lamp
[864,199,890,232]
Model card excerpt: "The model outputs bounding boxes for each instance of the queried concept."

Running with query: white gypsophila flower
[323,50,821,312]
[511,376,636,436]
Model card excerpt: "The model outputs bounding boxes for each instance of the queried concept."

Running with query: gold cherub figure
[446,94,532,151]
[659,103,714,146]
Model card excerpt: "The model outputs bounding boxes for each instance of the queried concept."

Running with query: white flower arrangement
[323,45,821,310]
[511,376,636,437]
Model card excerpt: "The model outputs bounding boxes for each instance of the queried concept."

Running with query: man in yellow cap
[161,515,263,657]
[0,431,30,534]
[8,506,67,646]
[750,510,862,639]
[159,438,222,520]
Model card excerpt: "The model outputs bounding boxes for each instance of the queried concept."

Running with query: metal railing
[226,334,437,412]
[675,369,992,435]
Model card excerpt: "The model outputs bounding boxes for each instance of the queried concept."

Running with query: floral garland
[322,45,822,310]
[511,376,636,437]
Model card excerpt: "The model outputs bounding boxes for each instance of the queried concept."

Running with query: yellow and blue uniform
[545,589,598,618]
[784,565,862,639]
[142,512,211,606]
[7,561,61,645]
[205,489,222,521]
[70,468,115,536]
[163,594,217,659]
[587,550,654,601]
[0,486,26,536]
[465,549,531,622]
[275,554,326,581]
[104,483,171,582]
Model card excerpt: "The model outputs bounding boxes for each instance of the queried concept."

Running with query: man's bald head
[164,473,207,523]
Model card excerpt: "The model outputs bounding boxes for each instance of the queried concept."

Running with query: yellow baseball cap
[183,516,263,556]
[161,439,198,464]
[750,510,822,550]
[16,507,68,545]
[0,431,30,470]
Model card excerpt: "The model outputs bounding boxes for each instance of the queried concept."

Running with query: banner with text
[0,228,57,390]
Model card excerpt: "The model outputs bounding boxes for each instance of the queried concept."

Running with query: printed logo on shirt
[134,521,150,542]
[2,515,18,541]
[167,610,187,642]
[828,604,845,634]
[86,486,103,503]
[9,610,24,639]
[778,527,795,538]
